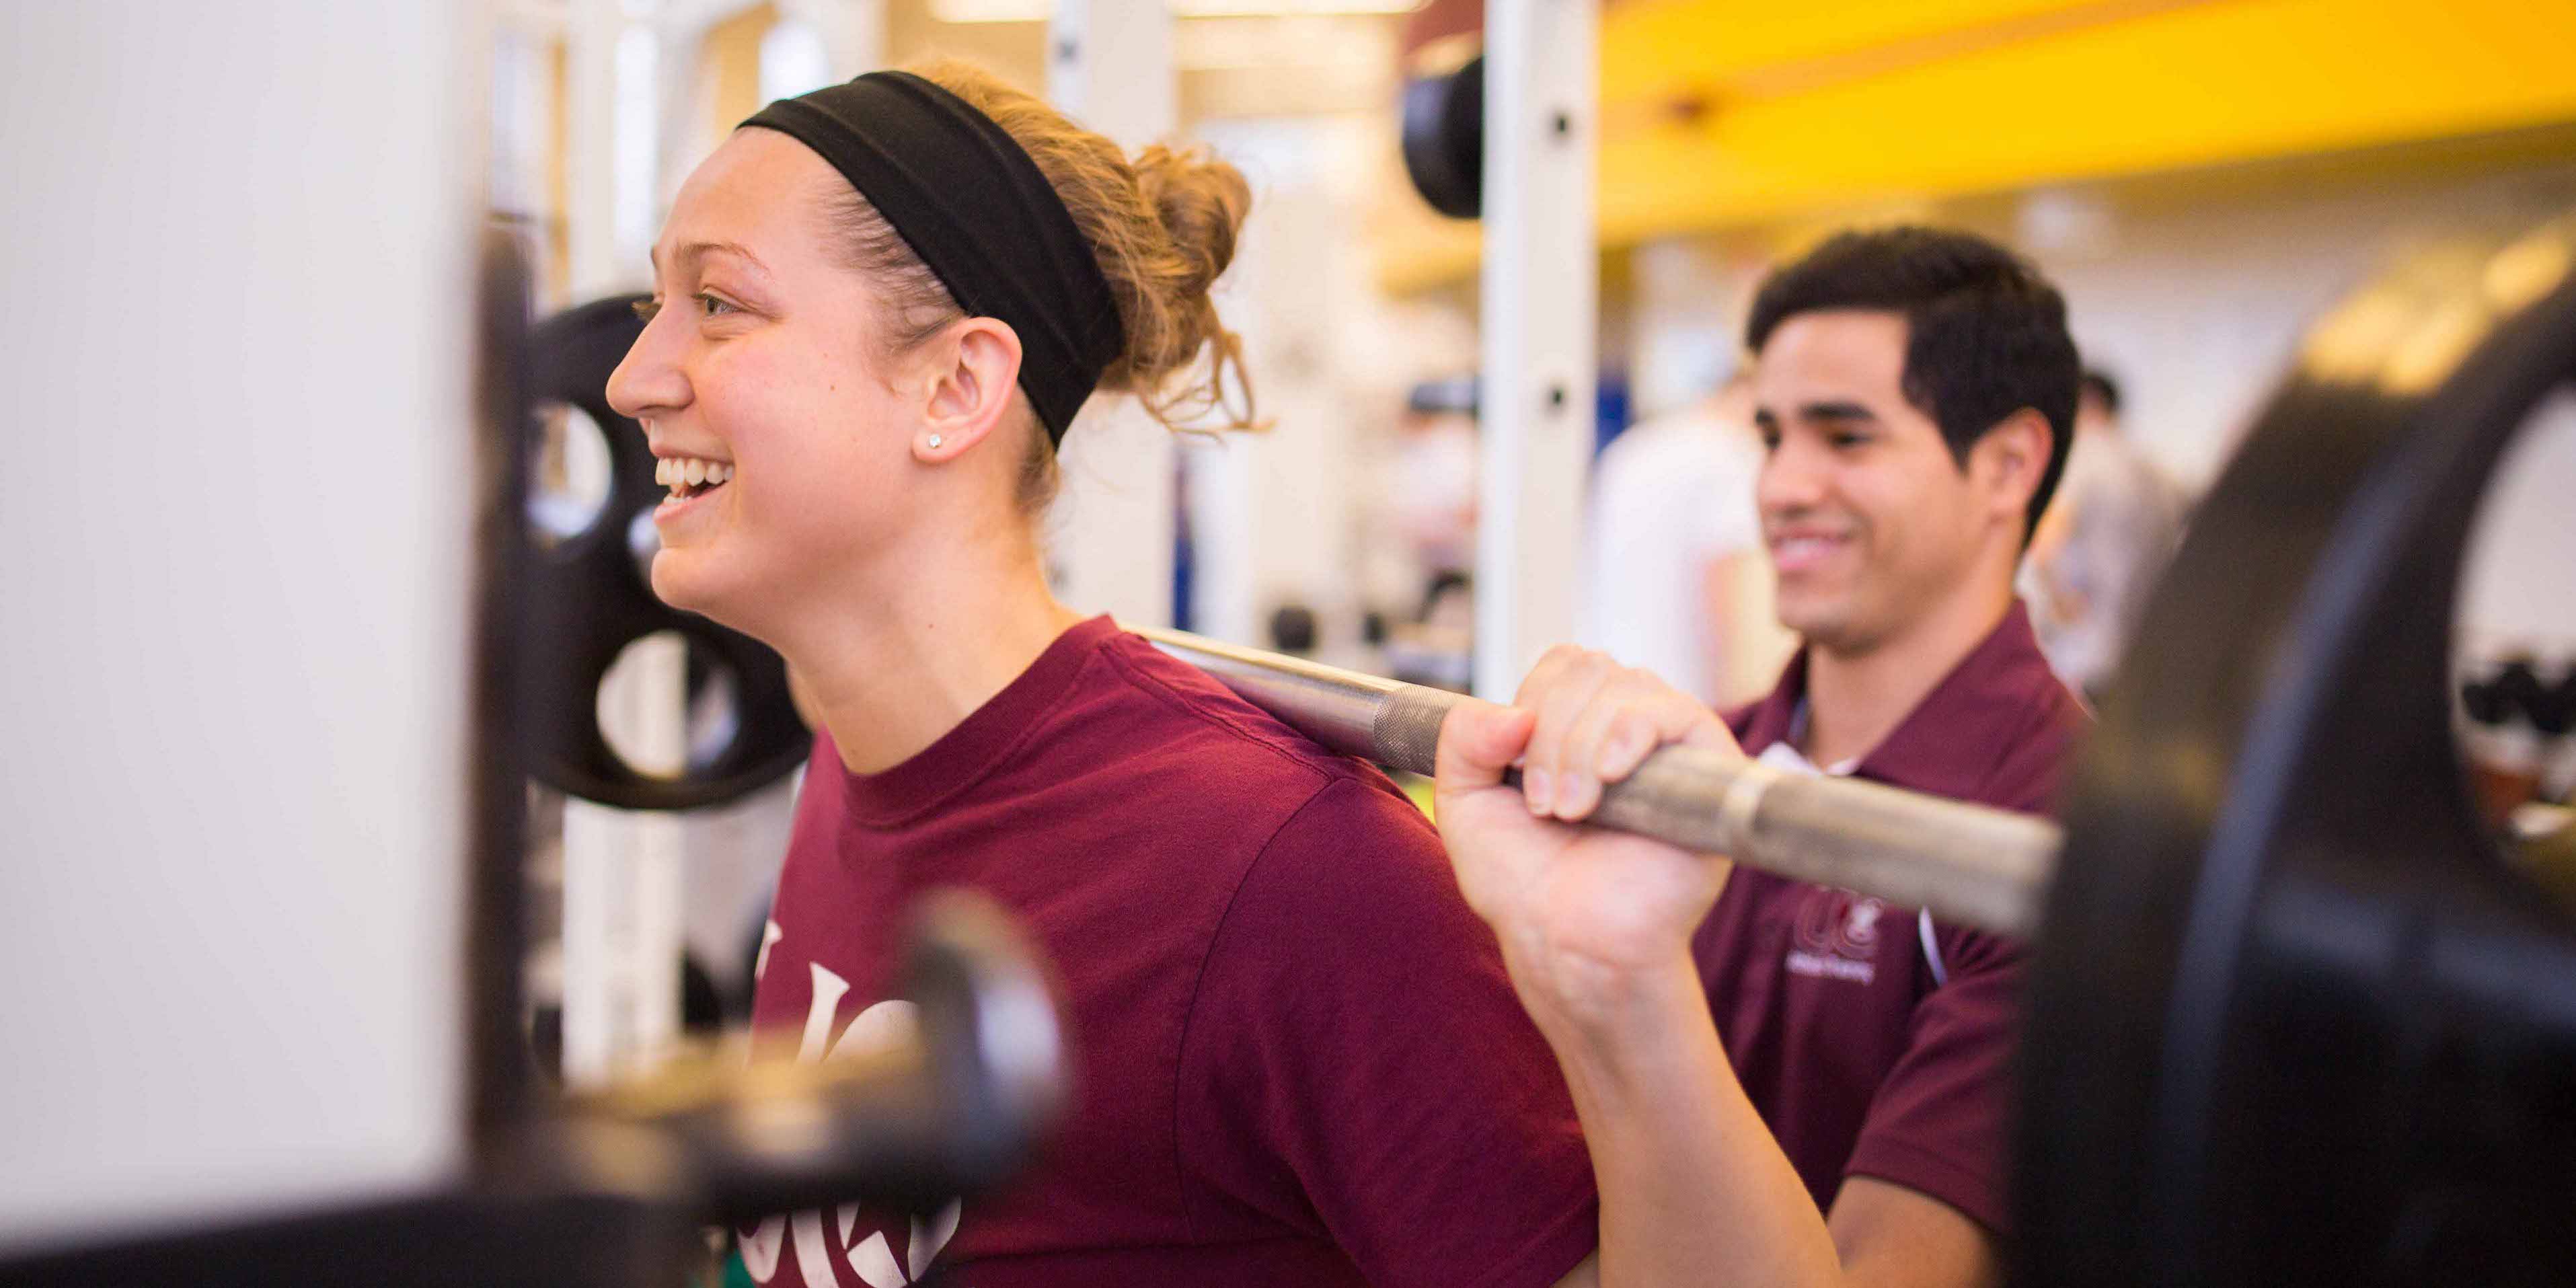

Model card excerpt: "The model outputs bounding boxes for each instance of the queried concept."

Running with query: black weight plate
[2020,217,2576,1285]
[1400,54,1483,220]
[518,295,810,812]
[2536,665,2576,736]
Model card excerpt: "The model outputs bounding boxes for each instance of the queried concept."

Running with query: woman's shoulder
[1079,630,1398,784]
[927,626,1435,874]
[1077,630,1447,858]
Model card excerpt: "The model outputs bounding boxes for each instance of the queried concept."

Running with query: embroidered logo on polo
[1750,739,1886,986]
[1786,887,1884,984]
[742,925,965,1287]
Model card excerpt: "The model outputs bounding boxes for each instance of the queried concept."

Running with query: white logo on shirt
[1787,888,1884,985]
[742,930,964,1287]
[1757,739,1887,986]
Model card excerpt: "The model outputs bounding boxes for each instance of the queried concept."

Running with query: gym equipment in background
[519,295,812,813]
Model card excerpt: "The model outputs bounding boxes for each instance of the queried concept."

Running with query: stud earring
[927,434,944,449]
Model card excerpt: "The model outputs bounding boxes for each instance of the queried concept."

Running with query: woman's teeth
[655,457,733,498]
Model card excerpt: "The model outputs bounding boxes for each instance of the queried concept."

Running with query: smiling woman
[608,63,1254,648]
[603,59,1607,1288]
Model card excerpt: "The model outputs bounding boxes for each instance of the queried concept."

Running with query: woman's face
[607,130,920,640]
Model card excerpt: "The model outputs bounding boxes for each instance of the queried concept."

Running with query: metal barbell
[1137,626,2061,938]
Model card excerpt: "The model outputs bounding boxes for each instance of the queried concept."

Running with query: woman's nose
[606,311,686,422]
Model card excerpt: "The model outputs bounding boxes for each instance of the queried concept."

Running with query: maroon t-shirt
[743,616,1597,1288]
[1697,601,2084,1235]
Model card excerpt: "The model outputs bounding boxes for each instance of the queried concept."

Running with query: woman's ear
[914,317,1025,464]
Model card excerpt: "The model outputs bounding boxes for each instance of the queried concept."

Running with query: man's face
[1751,310,1994,656]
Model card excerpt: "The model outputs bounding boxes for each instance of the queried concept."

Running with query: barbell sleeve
[1138,627,2063,939]
[553,891,1066,1222]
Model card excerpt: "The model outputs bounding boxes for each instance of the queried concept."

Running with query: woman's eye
[697,293,738,317]
[632,297,662,323]
[1830,432,1869,450]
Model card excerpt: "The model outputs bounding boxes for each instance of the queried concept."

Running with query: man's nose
[1758,440,1827,513]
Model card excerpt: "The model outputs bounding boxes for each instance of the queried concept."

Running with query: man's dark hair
[2080,368,2122,418]
[1744,226,2080,540]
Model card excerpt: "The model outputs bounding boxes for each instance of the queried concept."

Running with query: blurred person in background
[1579,371,1794,708]
[2020,369,2188,699]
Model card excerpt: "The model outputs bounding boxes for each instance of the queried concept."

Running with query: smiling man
[1434,227,2088,1287]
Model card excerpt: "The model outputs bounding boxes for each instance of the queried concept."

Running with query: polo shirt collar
[1735,600,2059,800]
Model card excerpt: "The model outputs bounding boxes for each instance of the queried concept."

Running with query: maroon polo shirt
[743,616,1598,1288]
[1698,600,2084,1235]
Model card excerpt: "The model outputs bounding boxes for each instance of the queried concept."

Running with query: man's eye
[1757,430,1782,452]
[697,293,738,317]
[1829,431,1870,450]
[632,297,662,323]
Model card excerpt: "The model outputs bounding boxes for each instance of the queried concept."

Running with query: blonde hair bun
[911,59,1256,432]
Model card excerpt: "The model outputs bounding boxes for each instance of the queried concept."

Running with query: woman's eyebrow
[679,240,771,276]
[648,239,773,278]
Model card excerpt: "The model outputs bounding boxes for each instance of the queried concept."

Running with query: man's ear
[1972,408,2052,524]
[913,317,1025,464]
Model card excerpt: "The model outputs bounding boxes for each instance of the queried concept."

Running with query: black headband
[741,71,1123,445]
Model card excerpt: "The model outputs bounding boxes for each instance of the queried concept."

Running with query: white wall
[1047,0,1182,629]
[0,0,474,1252]
[2461,389,2576,662]
[2020,169,2576,491]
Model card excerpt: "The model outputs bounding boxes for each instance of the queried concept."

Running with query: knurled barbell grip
[1141,627,2060,939]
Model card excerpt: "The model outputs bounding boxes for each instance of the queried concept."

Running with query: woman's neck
[775,539,1087,775]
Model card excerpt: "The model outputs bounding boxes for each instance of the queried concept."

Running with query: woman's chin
[649,556,783,648]
[648,554,724,619]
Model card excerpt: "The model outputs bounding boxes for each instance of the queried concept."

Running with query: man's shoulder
[1951,626,2090,813]
[1990,671,2089,807]
[1868,605,2088,810]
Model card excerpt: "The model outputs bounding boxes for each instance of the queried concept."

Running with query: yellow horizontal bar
[1601,0,2162,105]
[1375,0,2576,293]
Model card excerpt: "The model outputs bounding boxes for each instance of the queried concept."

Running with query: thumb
[1435,698,1536,797]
